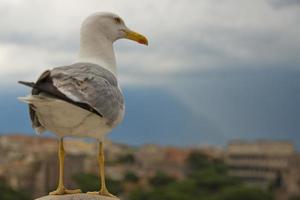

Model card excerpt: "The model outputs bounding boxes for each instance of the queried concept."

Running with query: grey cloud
[0,0,300,83]
[269,0,300,8]
[0,32,78,52]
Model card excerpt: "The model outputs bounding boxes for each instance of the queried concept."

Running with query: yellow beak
[123,29,148,46]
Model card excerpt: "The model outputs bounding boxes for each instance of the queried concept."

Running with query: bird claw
[49,187,82,195]
[87,190,117,198]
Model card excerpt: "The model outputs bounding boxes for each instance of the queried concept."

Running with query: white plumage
[19,94,122,140]
[19,12,147,141]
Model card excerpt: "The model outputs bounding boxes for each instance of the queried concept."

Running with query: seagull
[18,12,148,197]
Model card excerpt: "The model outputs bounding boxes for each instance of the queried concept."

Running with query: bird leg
[49,138,82,195]
[87,141,116,197]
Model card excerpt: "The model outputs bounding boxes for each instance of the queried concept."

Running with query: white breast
[25,95,124,141]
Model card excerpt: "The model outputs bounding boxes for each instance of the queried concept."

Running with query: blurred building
[280,154,300,199]
[225,140,300,199]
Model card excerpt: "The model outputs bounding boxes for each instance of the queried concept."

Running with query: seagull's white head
[78,12,148,75]
[81,12,148,45]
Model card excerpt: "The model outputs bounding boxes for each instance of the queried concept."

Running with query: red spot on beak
[139,38,148,45]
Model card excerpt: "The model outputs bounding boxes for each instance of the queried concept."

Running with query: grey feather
[50,62,124,126]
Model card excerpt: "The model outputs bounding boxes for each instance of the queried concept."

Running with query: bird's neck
[78,34,117,76]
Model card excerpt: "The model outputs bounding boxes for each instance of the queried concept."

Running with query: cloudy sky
[0,0,299,147]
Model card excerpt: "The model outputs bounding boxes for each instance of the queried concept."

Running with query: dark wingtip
[18,81,35,88]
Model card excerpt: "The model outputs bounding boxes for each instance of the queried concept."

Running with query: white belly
[21,95,124,140]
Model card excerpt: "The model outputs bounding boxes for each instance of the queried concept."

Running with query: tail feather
[18,96,34,103]
[18,81,47,135]
[34,126,46,135]
[18,95,54,104]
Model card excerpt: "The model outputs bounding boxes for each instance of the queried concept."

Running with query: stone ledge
[35,194,120,200]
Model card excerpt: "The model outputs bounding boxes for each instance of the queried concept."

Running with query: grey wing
[50,63,124,126]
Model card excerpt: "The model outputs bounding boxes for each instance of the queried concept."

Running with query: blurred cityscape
[0,134,299,200]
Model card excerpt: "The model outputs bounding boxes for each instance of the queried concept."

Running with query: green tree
[0,180,30,200]
[116,153,135,164]
[214,186,274,200]
[129,189,151,200]
[187,151,212,171]
[289,196,300,200]
[149,171,175,187]
[187,151,228,175]
[130,180,204,200]
[124,171,139,183]
[190,169,239,191]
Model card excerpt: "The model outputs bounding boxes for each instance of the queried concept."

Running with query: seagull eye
[114,17,122,24]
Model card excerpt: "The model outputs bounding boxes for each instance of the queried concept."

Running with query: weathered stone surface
[35,194,120,200]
